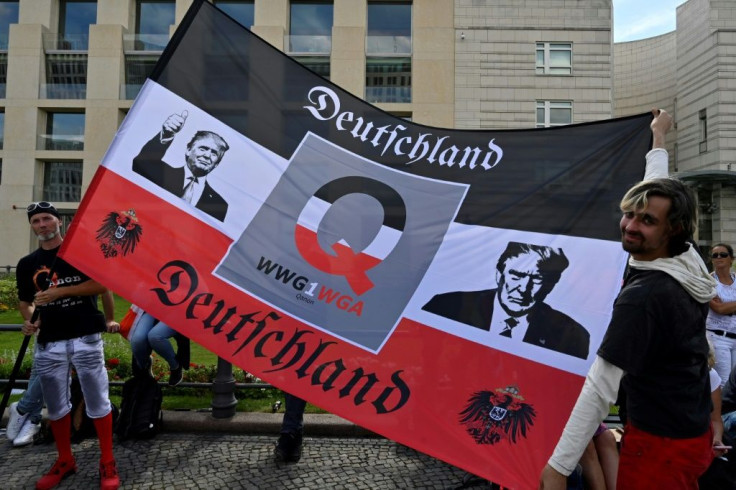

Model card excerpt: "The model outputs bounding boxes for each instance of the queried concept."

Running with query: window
[536,43,572,75]
[123,54,158,99]
[43,161,82,202]
[214,0,254,29]
[0,2,17,98]
[365,58,411,103]
[366,1,411,103]
[697,187,713,245]
[41,1,94,99]
[391,112,411,122]
[122,0,172,96]
[699,109,707,153]
[288,2,332,83]
[288,2,333,53]
[43,53,87,99]
[0,1,19,50]
[58,210,75,232]
[291,56,330,79]
[59,1,97,50]
[536,101,572,128]
[366,1,411,55]
[0,111,4,149]
[136,0,175,51]
[40,112,85,151]
[0,52,5,98]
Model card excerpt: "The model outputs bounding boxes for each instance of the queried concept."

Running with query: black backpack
[115,375,163,440]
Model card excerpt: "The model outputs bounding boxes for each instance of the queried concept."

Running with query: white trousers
[35,333,112,421]
[706,330,736,388]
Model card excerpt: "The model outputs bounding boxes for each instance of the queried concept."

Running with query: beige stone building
[615,0,736,255]
[0,0,733,268]
[455,0,613,129]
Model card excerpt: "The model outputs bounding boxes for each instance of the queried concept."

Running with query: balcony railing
[43,50,87,100]
[365,86,411,104]
[40,83,86,100]
[123,34,168,53]
[286,34,331,55]
[121,83,144,100]
[37,134,85,151]
[366,35,411,55]
[122,53,159,100]
[43,33,89,52]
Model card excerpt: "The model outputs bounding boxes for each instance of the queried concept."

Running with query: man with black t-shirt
[540,109,718,489]
[16,202,120,490]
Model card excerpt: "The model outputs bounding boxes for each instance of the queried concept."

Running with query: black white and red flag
[61,1,653,486]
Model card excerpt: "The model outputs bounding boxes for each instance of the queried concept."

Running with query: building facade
[614,0,736,258]
[0,0,733,267]
[455,0,613,129]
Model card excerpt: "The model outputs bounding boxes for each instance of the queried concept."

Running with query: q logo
[215,133,468,352]
[294,176,406,296]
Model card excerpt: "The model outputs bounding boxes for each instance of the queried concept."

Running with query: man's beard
[621,231,644,254]
[37,225,60,241]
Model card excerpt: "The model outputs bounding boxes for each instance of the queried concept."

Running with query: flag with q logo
[61,1,654,487]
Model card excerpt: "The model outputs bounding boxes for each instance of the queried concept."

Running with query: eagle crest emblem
[96,209,142,258]
[459,385,536,445]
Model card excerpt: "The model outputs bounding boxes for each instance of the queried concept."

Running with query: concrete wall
[454,0,613,129]
[613,32,676,118]
[612,32,677,158]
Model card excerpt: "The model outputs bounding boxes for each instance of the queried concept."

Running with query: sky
[613,0,689,42]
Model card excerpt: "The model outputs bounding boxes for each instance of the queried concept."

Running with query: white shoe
[13,418,40,447]
[6,402,29,440]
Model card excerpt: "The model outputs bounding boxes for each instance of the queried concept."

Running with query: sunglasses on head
[712,252,731,259]
[26,201,53,212]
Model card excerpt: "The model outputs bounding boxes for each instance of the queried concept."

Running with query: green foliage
[0,332,316,413]
[0,305,22,324]
[0,273,18,313]
[0,292,329,413]
[0,350,33,379]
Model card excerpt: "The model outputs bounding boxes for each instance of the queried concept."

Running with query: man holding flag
[540,109,717,488]
[16,202,120,490]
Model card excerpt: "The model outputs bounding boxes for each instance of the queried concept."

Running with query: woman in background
[707,243,736,387]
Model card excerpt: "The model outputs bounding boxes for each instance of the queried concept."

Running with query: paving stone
[0,433,468,489]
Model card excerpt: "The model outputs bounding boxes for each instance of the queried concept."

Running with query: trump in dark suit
[133,111,229,221]
[422,241,589,359]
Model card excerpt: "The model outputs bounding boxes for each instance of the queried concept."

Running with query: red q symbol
[294,177,406,296]
[295,225,380,295]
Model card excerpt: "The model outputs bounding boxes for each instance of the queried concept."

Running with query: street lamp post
[211,356,237,418]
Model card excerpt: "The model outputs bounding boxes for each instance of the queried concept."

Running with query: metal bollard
[211,357,237,418]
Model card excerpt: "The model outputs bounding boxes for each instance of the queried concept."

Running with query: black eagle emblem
[96,209,142,258]
[459,386,536,445]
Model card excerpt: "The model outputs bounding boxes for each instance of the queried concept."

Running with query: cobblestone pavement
[0,433,469,489]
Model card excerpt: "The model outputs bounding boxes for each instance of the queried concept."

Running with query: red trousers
[618,423,713,489]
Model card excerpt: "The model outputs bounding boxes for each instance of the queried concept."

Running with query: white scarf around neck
[628,243,717,303]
